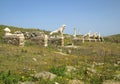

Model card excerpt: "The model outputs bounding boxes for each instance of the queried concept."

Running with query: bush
[49,66,66,77]
[0,70,20,84]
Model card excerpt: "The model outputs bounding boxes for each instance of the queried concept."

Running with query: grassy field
[0,25,120,84]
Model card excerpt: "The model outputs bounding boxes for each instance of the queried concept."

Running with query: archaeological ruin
[2,25,104,47]
[3,27,25,46]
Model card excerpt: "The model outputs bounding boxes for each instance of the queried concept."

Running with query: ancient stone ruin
[2,26,104,47]
[49,25,66,46]
[73,29,104,45]
[49,24,66,47]
[31,34,48,47]
[3,27,25,46]
[49,36,64,47]
[28,25,66,47]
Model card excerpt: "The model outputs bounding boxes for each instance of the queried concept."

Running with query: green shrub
[18,68,37,82]
[0,70,20,84]
[49,66,66,77]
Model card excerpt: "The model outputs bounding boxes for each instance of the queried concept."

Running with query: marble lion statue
[50,24,66,37]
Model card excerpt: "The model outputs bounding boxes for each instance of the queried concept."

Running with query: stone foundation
[73,38,84,45]
[31,36,45,46]
[73,37,103,46]
[3,35,25,46]
[30,37,64,47]
[49,37,64,47]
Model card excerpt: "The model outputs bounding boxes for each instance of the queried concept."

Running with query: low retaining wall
[73,38,84,45]
[31,36,45,46]
[30,36,64,47]
[3,35,25,46]
[73,37,103,46]
[49,37,64,47]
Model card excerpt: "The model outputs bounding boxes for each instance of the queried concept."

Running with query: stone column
[73,28,76,38]
[98,32,101,41]
[82,38,84,43]
[18,34,25,46]
[44,35,48,47]
[61,36,64,47]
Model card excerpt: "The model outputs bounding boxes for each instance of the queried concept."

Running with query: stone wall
[31,36,45,46]
[73,36,103,46]
[73,38,83,45]
[3,35,25,46]
[30,37,64,47]
[49,37,64,47]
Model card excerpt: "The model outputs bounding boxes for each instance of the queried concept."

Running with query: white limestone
[3,27,25,46]
[50,24,66,37]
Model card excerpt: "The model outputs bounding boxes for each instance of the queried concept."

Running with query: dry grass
[0,25,120,83]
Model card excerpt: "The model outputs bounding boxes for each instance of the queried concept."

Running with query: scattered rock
[55,52,67,56]
[68,79,84,84]
[18,81,34,84]
[87,67,96,73]
[95,62,104,66]
[67,49,72,54]
[103,80,120,84]
[32,58,37,62]
[114,63,118,67]
[114,74,120,80]
[117,61,120,64]
[34,71,57,80]
[65,66,76,75]
[54,82,59,84]
[66,66,76,72]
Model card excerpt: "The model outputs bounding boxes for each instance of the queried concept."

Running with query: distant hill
[104,34,120,43]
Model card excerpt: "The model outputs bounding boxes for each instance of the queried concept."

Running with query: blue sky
[0,0,120,36]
